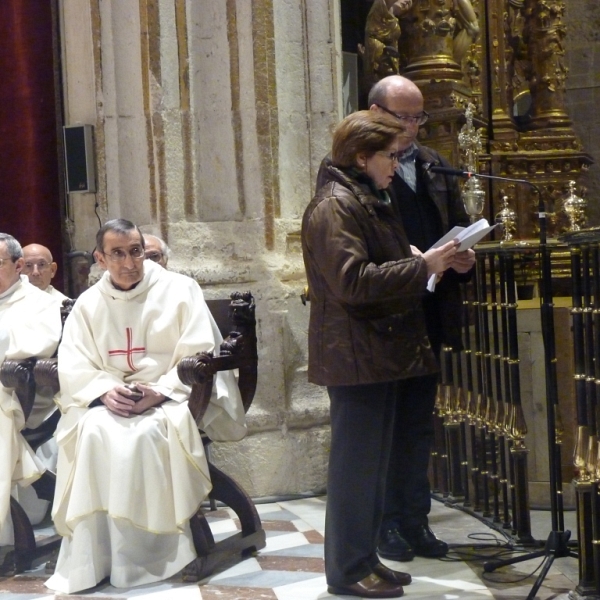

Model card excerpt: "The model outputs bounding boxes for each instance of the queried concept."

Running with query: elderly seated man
[45,218,246,594]
[0,234,62,547]
[143,233,170,268]
[22,244,69,301]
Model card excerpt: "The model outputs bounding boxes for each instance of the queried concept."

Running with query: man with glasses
[315,75,475,566]
[143,233,170,268]
[368,75,475,562]
[46,218,246,594]
[22,244,69,301]
[0,234,62,552]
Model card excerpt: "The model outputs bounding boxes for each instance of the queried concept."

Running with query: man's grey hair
[96,219,145,252]
[154,236,171,258]
[142,233,171,262]
[0,233,23,260]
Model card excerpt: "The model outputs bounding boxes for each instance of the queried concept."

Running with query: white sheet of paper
[430,219,497,252]
[427,219,497,291]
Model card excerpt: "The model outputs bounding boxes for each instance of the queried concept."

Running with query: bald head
[22,244,57,290]
[368,75,422,107]
[368,75,425,149]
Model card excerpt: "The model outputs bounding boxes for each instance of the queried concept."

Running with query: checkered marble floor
[0,497,580,599]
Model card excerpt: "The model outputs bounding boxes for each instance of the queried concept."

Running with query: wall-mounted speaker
[63,124,96,193]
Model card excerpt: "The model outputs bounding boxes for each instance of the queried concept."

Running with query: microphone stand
[430,166,578,598]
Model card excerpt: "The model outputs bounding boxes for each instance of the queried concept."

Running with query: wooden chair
[178,290,266,580]
[2,292,265,581]
[0,299,74,575]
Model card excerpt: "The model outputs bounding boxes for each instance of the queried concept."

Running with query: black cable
[94,201,102,229]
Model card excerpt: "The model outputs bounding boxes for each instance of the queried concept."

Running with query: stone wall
[58,0,600,499]
[60,0,341,497]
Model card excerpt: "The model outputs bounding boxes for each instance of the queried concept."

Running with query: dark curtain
[0,0,64,288]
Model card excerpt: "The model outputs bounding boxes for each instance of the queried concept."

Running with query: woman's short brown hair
[331,110,408,168]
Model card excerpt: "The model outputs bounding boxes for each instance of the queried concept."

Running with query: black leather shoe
[327,573,404,598]
[373,562,412,585]
[377,528,415,562]
[402,525,449,558]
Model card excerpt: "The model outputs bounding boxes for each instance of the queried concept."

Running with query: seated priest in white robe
[22,243,70,302]
[0,233,62,547]
[45,219,247,594]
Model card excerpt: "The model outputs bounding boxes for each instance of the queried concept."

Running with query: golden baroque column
[399,0,468,84]
[397,0,482,165]
[523,0,570,130]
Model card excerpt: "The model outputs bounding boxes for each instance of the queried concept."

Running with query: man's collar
[110,279,142,292]
[0,275,24,300]
[399,143,419,162]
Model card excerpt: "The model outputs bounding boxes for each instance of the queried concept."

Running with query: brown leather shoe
[327,573,404,598]
[373,562,412,585]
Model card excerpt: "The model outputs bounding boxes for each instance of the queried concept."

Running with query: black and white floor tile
[0,496,579,599]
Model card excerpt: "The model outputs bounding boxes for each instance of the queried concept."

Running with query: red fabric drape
[0,0,64,287]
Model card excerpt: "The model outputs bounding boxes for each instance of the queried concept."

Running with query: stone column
[59,0,342,497]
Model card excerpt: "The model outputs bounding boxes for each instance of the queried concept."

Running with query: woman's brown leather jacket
[301,165,439,387]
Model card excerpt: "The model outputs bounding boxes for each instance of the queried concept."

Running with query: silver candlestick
[458,103,485,222]
[563,180,586,232]
[495,195,517,242]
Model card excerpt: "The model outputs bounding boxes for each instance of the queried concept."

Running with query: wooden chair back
[179,291,258,419]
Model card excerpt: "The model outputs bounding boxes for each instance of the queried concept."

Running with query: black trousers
[325,381,397,587]
[382,372,439,533]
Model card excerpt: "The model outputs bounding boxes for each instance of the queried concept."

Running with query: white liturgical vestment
[45,285,69,302]
[46,260,246,594]
[0,276,62,545]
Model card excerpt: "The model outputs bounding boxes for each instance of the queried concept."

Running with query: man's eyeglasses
[0,258,14,269]
[376,150,402,163]
[375,104,429,126]
[22,261,51,274]
[101,246,145,263]
[145,251,164,263]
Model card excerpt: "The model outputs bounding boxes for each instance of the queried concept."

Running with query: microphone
[427,165,473,177]
[426,163,540,199]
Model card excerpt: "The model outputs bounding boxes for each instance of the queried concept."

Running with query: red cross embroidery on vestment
[108,327,146,372]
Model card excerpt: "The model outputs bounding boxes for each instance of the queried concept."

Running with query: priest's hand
[128,383,166,415]
[100,385,139,417]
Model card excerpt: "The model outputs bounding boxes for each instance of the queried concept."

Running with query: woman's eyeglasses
[376,150,402,163]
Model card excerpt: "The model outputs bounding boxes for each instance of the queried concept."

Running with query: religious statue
[396,0,479,84]
[452,0,481,64]
[523,0,569,125]
[505,0,530,118]
[358,0,413,94]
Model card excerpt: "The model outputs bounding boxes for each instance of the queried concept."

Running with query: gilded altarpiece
[361,0,593,240]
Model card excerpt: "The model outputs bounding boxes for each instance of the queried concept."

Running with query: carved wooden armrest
[0,358,37,421]
[33,358,60,396]
[178,352,216,421]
